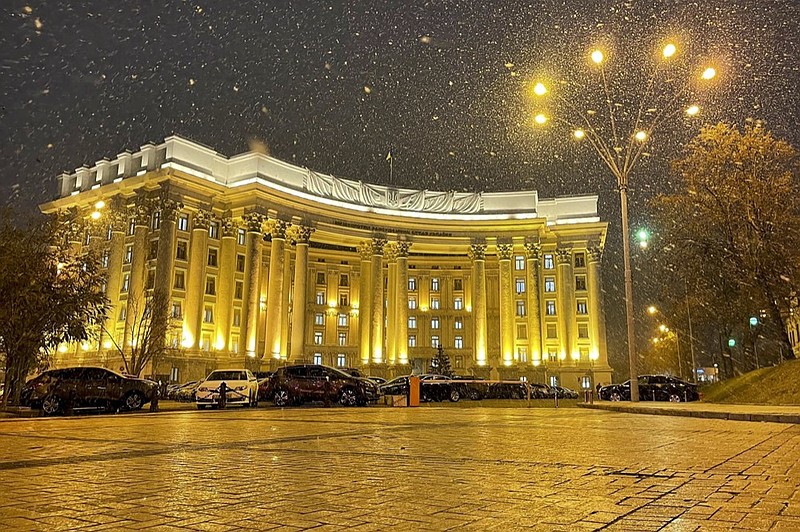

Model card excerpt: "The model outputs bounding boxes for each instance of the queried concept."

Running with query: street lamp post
[531,43,716,401]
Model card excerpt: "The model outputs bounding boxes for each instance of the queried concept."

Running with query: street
[0,407,799,530]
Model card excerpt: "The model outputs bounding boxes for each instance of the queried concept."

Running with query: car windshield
[206,371,247,381]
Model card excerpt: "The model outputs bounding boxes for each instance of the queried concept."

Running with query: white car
[196,369,259,409]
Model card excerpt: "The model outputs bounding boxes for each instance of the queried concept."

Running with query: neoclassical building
[41,136,612,389]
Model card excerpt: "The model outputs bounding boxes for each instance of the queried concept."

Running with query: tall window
[578,323,589,339]
[176,241,188,261]
[516,324,527,340]
[408,316,417,329]
[338,314,348,327]
[174,271,185,290]
[454,336,463,349]
[151,210,161,230]
[315,313,325,325]
[233,308,242,327]
[316,291,325,305]
[453,278,463,291]
[518,347,528,363]
[515,278,525,294]
[148,240,158,260]
[546,300,556,316]
[177,214,189,232]
[121,274,130,292]
[516,300,526,317]
[546,324,557,339]
[430,297,440,310]
[338,332,347,346]
[171,302,182,319]
[231,336,239,354]
[515,255,525,270]
[339,274,349,287]
[208,221,219,239]
[316,272,326,285]
[203,306,213,323]
[205,276,216,295]
[431,278,440,292]
[337,354,346,367]
[544,254,554,269]
[207,248,218,267]
[313,353,323,365]
[575,275,587,291]
[339,293,349,307]
[314,331,323,345]
[101,250,110,268]
[431,336,439,348]
[236,254,245,272]
[454,297,463,310]
[544,277,556,292]
[234,281,243,299]
[577,300,588,314]
[128,218,135,236]
[431,317,440,329]
[408,297,417,310]
[408,277,417,291]
[454,318,463,330]
[237,228,246,245]
[408,335,417,347]
[124,245,133,264]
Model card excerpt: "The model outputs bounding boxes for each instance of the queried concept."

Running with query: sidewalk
[579,400,800,423]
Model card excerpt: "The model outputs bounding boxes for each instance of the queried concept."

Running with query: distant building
[40,136,612,389]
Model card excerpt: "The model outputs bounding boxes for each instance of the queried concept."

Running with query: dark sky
[2,0,798,373]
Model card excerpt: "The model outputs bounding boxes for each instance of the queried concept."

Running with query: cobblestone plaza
[1,407,800,530]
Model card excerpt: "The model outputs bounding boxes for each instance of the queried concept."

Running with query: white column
[290,226,314,361]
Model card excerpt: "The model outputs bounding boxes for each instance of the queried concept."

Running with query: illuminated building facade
[41,136,612,389]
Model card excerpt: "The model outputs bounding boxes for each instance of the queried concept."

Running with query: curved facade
[41,136,612,389]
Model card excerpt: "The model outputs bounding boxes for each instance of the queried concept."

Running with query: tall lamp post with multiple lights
[531,43,716,401]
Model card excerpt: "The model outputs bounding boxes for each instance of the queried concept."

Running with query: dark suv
[599,375,700,402]
[270,365,375,407]
[20,367,159,415]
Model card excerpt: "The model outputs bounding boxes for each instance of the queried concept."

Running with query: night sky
[2,1,798,373]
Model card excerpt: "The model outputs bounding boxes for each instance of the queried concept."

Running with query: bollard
[408,376,420,407]
[554,389,559,408]
[526,382,531,408]
[219,382,227,409]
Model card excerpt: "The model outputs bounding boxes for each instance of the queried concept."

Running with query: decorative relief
[270,219,290,240]
[371,237,387,256]
[291,225,315,245]
[192,209,214,231]
[383,243,398,262]
[133,193,152,227]
[468,243,487,262]
[159,198,183,223]
[496,243,514,261]
[395,241,412,258]
[221,217,239,238]
[588,245,604,263]
[523,241,541,261]
[242,212,266,233]
[357,241,373,261]
[556,247,573,265]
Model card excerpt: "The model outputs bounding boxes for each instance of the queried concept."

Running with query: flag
[385,149,393,161]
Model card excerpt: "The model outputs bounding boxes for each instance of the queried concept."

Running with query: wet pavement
[1,406,800,530]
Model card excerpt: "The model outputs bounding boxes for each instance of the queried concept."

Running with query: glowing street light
[528,39,719,400]
[647,305,657,315]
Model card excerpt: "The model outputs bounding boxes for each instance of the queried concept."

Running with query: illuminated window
[431,278,440,292]
[454,336,463,349]
[177,214,189,232]
[409,297,417,310]
[431,317,440,329]
[201,335,211,352]
[316,291,325,305]
[315,313,324,326]
[124,245,133,264]
[208,221,219,239]
[119,306,127,321]
[518,347,528,363]
[128,218,135,236]
[121,274,130,292]
[544,277,556,292]
[577,300,588,314]
[101,250,110,268]
[516,300,526,317]
[544,254,554,269]
[237,228,246,245]
[431,336,439,348]
[337,354,346,367]
[313,353,323,365]
[314,331,323,345]
[233,308,241,327]
[455,355,464,368]
[338,332,347,346]
[231,336,239,354]
[203,306,213,323]
[408,316,417,329]
[408,277,417,291]
[454,318,463,330]
[515,255,525,270]
[408,335,416,347]
[546,300,556,316]
[151,210,161,230]
[515,278,525,294]
[548,349,558,362]
[454,297,463,310]
[338,314,348,327]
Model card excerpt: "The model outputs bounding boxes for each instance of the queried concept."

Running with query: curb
[578,402,800,424]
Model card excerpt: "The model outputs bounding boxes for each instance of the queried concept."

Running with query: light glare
[662,44,676,58]
[90,211,102,220]
[635,130,648,142]
[702,67,716,80]
[686,105,700,116]
[573,129,585,139]
[591,50,604,64]
[533,82,547,96]
[534,113,547,124]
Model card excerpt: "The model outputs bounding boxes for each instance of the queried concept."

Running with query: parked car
[552,385,579,399]
[173,381,200,402]
[20,367,159,415]
[599,375,700,402]
[195,369,259,409]
[366,376,386,386]
[270,364,375,407]
[378,374,463,402]
[451,376,488,400]
[527,382,555,399]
